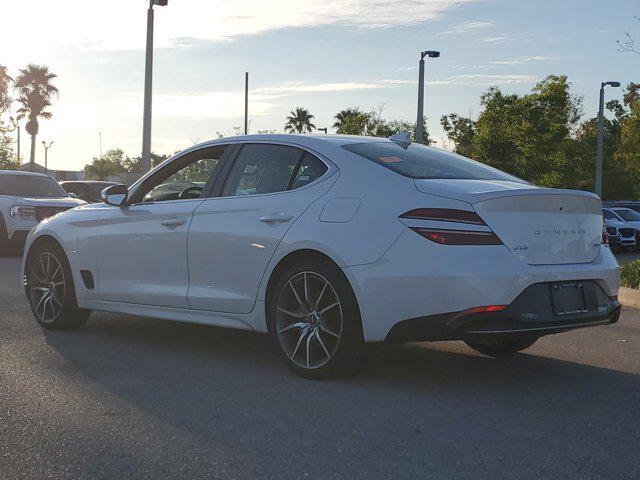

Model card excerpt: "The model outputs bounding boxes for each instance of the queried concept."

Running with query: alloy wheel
[28,252,66,324]
[275,271,343,369]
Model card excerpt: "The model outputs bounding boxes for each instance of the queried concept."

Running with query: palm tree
[332,107,370,135]
[284,107,316,134]
[15,64,58,171]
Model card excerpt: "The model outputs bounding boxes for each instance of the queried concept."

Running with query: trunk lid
[414,180,602,265]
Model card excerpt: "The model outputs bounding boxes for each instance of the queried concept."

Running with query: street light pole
[595,81,621,198]
[16,125,21,164]
[416,50,440,144]
[244,72,249,135]
[141,0,168,174]
[42,141,53,176]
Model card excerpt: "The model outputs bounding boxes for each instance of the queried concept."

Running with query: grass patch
[620,260,640,289]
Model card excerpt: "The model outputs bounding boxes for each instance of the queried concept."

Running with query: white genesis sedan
[21,134,621,378]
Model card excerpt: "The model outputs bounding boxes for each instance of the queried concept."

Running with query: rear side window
[222,145,327,197]
[290,153,328,189]
[343,142,522,182]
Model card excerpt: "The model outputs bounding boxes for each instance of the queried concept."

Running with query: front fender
[21,209,100,302]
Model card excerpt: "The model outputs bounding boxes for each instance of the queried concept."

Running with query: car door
[95,145,228,308]
[187,143,336,313]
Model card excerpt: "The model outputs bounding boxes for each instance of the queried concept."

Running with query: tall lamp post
[141,0,168,174]
[416,50,440,144]
[42,141,53,176]
[595,81,621,198]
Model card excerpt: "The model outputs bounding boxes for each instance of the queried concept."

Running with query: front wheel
[268,258,364,379]
[464,336,538,357]
[26,242,91,330]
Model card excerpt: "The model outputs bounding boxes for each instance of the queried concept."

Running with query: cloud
[427,74,536,86]
[439,21,493,34]
[491,55,554,65]
[5,0,482,54]
[253,79,413,95]
[478,36,508,43]
[153,79,415,120]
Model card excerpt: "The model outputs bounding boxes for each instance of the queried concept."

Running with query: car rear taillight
[602,231,609,245]
[411,228,503,245]
[400,208,503,246]
[400,208,486,225]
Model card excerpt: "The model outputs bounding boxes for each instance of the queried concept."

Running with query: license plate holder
[551,282,588,316]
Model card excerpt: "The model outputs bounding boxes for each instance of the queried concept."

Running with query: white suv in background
[0,171,85,254]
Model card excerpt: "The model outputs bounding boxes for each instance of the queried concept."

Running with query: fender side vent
[80,270,95,290]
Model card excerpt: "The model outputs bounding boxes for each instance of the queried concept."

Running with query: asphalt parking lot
[1,256,639,480]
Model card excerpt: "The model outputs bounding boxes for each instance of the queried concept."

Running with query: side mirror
[102,184,128,207]
[67,192,78,198]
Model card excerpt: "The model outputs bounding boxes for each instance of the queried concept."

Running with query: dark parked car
[60,181,118,203]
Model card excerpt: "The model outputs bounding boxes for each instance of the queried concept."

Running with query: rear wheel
[26,242,90,330]
[268,258,364,379]
[464,336,538,357]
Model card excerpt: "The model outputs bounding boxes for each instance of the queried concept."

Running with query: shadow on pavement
[41,312,640,478]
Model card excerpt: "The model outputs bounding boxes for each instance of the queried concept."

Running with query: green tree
[83,149,127,180]
[122,152,168,173]
[441,114,475,157]
[0,65,18,170]
[333,105,430,143]
[0,136,19,170]
[284,108,316,133]
[441,75,582,187]
[333,107,370,135]
[14,65,58,171]
[0,65,12,114]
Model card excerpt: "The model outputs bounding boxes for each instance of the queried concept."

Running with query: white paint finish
[345,230,620,341]
[187,177,336,313]
[474,193,602,265]
[21,134,621,344]
[80,299,262,332]
[319,198,362,223]
[95,199,205,308]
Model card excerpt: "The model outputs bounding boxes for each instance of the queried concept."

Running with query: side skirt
[79,299,268,333]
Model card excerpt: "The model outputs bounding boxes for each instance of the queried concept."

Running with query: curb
[619,286,640,309]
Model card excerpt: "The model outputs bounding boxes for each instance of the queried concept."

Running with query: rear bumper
[344,229,621,342]
[385,280,621,343]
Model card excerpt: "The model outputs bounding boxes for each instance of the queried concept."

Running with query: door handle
[161,218,187,227]
[259,213,293,223]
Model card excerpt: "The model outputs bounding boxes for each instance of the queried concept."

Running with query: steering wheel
[178,185,204,200]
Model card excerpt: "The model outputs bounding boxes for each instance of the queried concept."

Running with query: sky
[1,0,638,171]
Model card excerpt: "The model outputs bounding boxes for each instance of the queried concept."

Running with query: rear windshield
[342,142,523,181]
[0,175,69,198]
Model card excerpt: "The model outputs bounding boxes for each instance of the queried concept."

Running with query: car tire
[25,241,91,330]
[464,336,538,357]
[268,257,365,379]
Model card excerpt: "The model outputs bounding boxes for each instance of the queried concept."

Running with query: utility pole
[42,141,53,176]
[141,0,168,174]
[16,125,21,164]
[595,81,621,198]
[416,50,440,144]
[244,72,249,135]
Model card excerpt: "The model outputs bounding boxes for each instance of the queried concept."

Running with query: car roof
[0,170,50,178]
[611,207,635,212]
[192,133,404,149]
